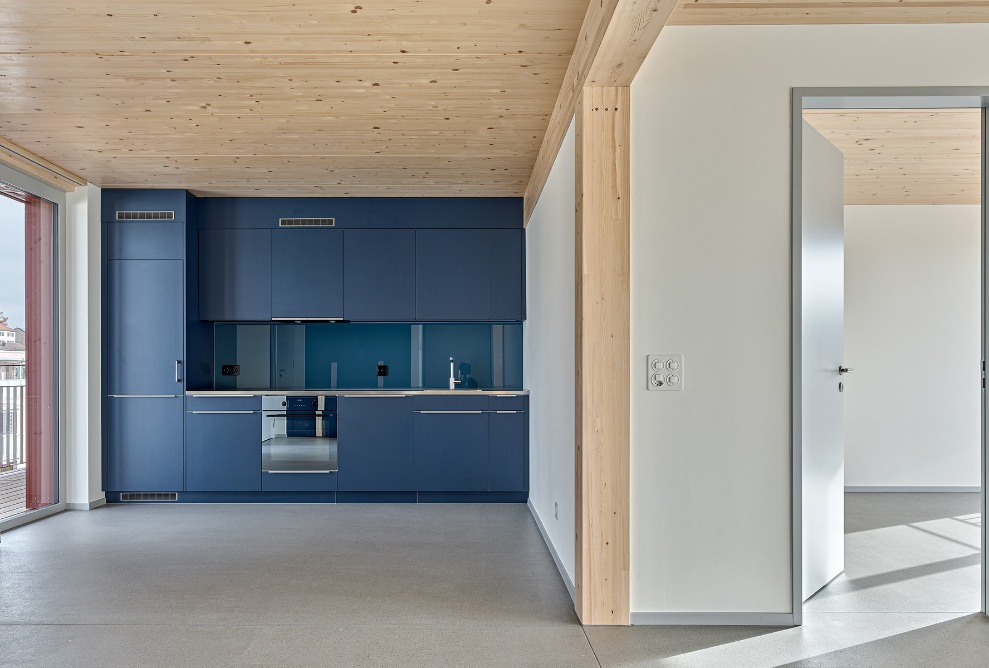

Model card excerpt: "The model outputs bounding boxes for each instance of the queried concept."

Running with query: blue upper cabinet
[271,228,344,320]
[102,189,191,224]
[199,229,272,321]
[415,229,524,321]
[343,229,415,321]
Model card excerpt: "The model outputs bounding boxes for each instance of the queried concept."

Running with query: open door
[801,121,846,601]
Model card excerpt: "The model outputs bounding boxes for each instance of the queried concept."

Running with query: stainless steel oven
[261,395,338,474]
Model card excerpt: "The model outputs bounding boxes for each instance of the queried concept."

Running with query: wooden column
[574,86,630,626]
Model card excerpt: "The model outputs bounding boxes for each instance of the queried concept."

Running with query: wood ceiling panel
[670,0,989,25]
[803,109,981,205]
[0,0,590,197]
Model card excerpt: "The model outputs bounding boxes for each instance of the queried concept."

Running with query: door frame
[791,87,989,625]
[0,162,67,533]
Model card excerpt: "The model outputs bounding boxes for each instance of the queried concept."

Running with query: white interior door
[801,121,846,601]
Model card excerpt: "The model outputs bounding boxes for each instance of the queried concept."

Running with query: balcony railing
[1,364,26,472]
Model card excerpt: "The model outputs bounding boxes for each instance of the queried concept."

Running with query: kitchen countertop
[187,388,529,396]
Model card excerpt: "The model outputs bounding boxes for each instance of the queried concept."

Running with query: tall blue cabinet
[103,190,198,493]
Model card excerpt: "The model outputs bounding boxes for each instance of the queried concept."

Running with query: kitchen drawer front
[186,395,262,412]
[261,471,337,492]
[486,394,527,411]
[412,395,489,412]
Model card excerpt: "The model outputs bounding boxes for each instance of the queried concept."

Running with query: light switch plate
[647,354,683,391]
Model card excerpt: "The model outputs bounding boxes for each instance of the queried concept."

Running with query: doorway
[792,88,989,624]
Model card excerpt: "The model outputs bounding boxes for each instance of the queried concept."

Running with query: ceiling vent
[120,492,178,502]
[116,211,175,221]
[279,218,335,227]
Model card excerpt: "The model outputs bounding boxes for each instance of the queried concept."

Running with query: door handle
[175,360,183,383]
[838,366,853,375]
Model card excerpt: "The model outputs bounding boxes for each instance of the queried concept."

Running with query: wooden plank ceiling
[670,0,989,25]
[0,1,590,197]
[803,109,981,205]
[3,2,989,198]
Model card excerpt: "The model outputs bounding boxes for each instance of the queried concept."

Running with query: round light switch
[667,373,681,386]
[666,359,680,372]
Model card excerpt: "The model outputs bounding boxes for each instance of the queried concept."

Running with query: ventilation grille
[120,492,178,502]
[116,211,175,221]
[279,217,335,227]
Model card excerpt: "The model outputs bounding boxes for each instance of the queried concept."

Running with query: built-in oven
[261,395,338,474]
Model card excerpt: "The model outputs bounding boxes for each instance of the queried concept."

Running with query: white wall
[845,205,981,488]
[630,23,989,614]
[525,120,576,590]
[65,184,103,508]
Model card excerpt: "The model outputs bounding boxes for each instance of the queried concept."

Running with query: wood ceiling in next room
[0,1,590,197]
[804,109,981,205]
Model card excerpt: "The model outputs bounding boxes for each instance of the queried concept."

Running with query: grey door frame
[791,87,989,626]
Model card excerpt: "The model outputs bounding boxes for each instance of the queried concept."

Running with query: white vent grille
[278,218,335,227]
[120,492,178,502]
[116,211,175,221]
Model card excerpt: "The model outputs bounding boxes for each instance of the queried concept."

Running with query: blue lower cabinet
[185,411,262,491]
[414,411,489,491]
[337,396,414,491]
[488,410,527,492]
[261,471,337,492]
[105,396,185,492]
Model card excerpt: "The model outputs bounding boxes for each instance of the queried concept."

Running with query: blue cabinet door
[413,411,489,491]
[488,410,527,492]
[105,397,184,491]
[337,396,414,491]
[271,229,344,319]
[185,411,262,491]
[343,229,415,321]
[415,229,524,321]
[106,259,185,396]
[415,230,489,321]
[487,229,524,321]
[105,222,185,260]
[199,229,271,321]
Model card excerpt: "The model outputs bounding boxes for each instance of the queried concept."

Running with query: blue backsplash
[214,323,523,390]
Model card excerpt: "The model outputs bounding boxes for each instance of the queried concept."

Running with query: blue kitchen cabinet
[105,396,185,491]
[185,410,262,491]
[102,189,191,223]
[106,259,186,396]
[271,228,344,319]
[199,229,272,321]
[337,395,414,491]
[413,409,489,491]
[105,222,185,260]
[343,229,415,321]
[414,229,524,321]
[488,407,527,492]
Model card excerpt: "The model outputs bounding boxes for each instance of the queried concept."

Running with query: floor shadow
[807,553,981,601]
[584,625,782,665]
[774,614,989,668]
[845,493,981,534]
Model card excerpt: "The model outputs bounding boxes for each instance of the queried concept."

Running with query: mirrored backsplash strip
[214,323,523,391]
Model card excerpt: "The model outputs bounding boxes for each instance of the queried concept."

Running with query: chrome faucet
[449,356,462,390]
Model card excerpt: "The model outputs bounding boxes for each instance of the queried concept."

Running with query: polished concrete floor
[0,495,985,667]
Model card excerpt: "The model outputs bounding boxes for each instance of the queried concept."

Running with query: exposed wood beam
[574,86,631,626]
[523,0,678,223]
[0,136,86,192]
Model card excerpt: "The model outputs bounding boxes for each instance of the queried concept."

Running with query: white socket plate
[647,354,684,391]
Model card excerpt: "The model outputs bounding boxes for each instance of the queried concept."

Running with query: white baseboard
[67,496,106,511]
[845,486,980,493]
[527,499,575,602]
[630,612,796,626]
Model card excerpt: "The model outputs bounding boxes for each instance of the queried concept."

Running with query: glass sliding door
[0,184,58,522]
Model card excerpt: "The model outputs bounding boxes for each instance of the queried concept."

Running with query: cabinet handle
[493,394,520,398]
[190,411,257,415]
[264,470,334,474]
[342,394,410,398]
[108,394,179,398]
[175,360,183,383]
[188,393,256,398]
[495,411,521,414]
[417,410,484,414]
[271,317,343,322]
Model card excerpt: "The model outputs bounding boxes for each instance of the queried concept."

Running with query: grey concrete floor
[0,496,985,667]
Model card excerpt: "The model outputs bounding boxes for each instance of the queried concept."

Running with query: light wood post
[574,86,631,626]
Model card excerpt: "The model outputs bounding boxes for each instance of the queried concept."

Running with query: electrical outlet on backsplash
[212,322,523,391]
